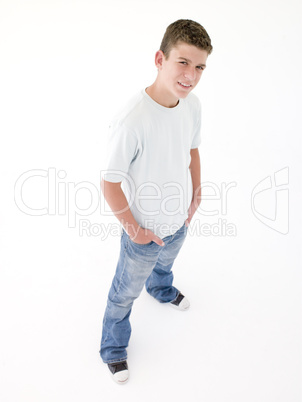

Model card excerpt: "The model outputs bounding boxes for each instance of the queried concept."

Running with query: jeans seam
[101,233,129,347]
[111,235,130,303]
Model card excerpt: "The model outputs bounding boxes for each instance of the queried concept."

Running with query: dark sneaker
[107,360,129,384]
[170,292,190,311]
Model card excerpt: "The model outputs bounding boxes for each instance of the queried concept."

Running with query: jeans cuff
[170,290,180,304]
[102,356,128,364]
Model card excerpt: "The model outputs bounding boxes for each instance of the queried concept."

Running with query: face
[156,42,208,104]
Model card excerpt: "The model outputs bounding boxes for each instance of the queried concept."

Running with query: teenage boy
[100,19,213,384]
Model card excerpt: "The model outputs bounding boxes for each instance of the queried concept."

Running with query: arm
[185,148,201,227]
[101,178,165,246]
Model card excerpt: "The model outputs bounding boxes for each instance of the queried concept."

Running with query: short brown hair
[160,19,213,58]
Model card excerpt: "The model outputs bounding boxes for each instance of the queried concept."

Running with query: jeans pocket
[130,238,153,247]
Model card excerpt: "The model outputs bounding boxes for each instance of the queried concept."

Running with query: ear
[154,50,165,70]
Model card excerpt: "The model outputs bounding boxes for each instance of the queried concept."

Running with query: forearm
[101,179,139,238]
[189,148,201,207]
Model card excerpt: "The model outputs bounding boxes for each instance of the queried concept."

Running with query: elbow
[101,178,122,196]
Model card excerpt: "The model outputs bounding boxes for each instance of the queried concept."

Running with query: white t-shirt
[102,88,202,239]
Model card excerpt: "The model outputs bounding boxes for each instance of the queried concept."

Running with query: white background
[1,0,301,401]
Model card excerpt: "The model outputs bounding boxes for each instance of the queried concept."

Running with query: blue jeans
[100,223,188,364]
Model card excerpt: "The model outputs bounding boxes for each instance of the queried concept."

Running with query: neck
[145,81,179,108]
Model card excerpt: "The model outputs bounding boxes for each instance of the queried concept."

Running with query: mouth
[178,82,192,89]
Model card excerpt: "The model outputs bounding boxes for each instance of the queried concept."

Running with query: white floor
[0,207,301,402]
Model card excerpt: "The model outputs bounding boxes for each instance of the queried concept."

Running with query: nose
[184,66,196,81]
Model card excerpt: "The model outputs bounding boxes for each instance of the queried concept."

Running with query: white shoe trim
[112,369,129,384]
[170,296,190,311]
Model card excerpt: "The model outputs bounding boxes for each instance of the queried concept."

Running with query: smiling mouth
[178,82,192,89]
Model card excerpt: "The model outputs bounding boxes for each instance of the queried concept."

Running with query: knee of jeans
[108,293,137,309]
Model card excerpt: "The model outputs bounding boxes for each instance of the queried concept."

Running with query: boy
[100,19,213,384]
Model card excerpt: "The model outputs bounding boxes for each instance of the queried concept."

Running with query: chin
[175,86,193,99]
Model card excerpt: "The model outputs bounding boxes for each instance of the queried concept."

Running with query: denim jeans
[100,222,188,364]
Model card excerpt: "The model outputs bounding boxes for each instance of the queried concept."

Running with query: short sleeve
[101,120,139,183]
[191,98,202,149]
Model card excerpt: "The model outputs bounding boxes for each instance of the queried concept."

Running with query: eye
[196,66,204,71]
[179,61,188,65]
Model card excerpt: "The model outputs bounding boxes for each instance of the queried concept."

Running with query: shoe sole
[112,376,129,385]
